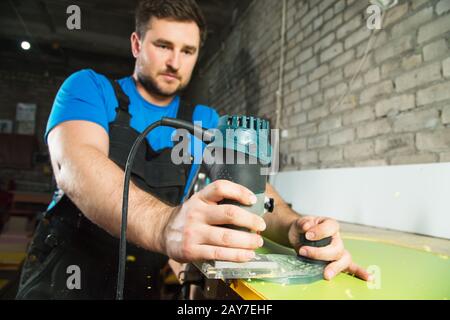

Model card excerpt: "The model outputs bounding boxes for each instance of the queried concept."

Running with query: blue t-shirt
[46,69,219,201]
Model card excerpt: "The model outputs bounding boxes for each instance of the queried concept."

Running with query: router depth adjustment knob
[264,197,274,213]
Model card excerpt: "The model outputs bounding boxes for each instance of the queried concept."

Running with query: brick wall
[0,70,64,191]
[191,0,450,171]
[0,70,64,148]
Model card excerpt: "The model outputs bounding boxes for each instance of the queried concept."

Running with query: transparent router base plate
[194,253,325,285]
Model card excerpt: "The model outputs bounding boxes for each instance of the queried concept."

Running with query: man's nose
[166,51,181,71]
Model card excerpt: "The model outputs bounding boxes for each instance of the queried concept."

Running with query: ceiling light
[20,41,31,50]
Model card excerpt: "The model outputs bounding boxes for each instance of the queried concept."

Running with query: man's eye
[183,50,193,55]
[157,44,169,49]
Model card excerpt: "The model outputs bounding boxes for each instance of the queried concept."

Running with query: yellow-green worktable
[228,237,450,300]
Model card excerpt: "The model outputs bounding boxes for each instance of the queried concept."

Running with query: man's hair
[135,0,207,46]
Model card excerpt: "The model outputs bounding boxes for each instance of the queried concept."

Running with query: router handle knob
[300,234,332,248]
[298,234,332,265]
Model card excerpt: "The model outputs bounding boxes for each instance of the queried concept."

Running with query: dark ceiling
[0,0,252,78]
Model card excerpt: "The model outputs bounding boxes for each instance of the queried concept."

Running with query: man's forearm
[55,145,172,253]
[262,183,300,247]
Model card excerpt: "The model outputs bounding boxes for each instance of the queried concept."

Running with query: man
[17,0,370,299]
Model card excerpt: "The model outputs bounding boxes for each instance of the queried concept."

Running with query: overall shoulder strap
[176,99,196,123]
[108,78,131,124]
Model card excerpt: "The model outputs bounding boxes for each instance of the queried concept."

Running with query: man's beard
[137,71,186,98]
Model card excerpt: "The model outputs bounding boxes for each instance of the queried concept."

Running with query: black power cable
[116,117,213,300]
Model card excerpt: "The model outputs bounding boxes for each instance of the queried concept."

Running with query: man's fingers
[345,261,372,281]
[323,250,352,280]
[205,204,266,232]
[299,237,344,262]
[200,226,263,250]
[296,217,315,232]
[305,218,339,241]
[198,180,256,205]
[323,251,371,282]
[191,245,256,262]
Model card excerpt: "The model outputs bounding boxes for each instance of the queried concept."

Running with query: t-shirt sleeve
[45,69,110,142]
[193,104,220,129]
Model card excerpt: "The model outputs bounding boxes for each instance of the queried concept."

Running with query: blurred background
[0,0,253,298]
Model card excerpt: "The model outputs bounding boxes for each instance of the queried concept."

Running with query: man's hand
[288,216,372,281]
[162,180,266,263]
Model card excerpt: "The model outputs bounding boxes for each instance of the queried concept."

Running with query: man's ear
[130,32,141,58]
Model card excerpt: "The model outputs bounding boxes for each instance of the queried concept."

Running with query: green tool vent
[209,115,272,165]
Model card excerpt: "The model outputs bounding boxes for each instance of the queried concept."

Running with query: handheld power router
[196,115,332,284]
[118,115,331,298]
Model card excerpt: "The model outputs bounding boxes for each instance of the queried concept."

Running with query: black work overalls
[16,80,195,299]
